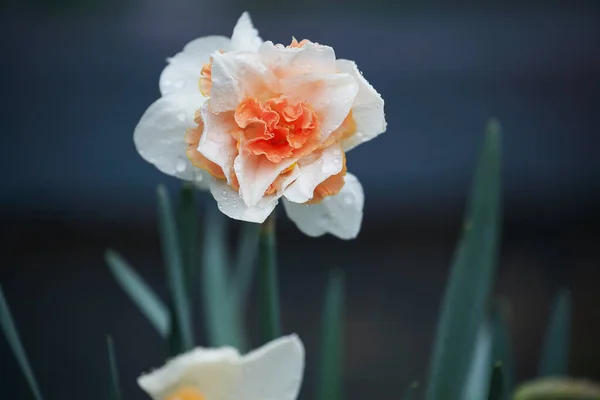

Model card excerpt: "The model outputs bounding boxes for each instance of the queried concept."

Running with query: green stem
[258,213,282,342]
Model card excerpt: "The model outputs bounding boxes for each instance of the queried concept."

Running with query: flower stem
[258,213,282,342]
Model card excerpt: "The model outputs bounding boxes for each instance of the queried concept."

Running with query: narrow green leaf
[317,270,345,400]
[538,288,571,377]
[492,299,515,399]
[402,382,420,400]
[201,205,246,349]
[105,249,170,338]
[231,222,261,309]
[425,119,502,400]
[258,214,282,342]
[107,336,121,400]
[462,320,493,400]
[488,362,504,400]
[157,185,194,351]
[177,184,198,300]
[0,285,44,400]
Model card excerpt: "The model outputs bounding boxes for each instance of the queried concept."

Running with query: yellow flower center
[166,387,206,400]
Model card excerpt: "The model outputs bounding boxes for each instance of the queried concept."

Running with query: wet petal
[283,173,364,239]
[335,60,386,151]
[230,12,263,52]
[210,178,278,223]
[160,36,231,96]
[134,93,211,188]
[258,41,336,77]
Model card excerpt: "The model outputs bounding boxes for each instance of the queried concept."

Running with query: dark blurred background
[1,0,600,398]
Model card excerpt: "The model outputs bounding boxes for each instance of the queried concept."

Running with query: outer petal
[335,60,386,151]
[230,12,263,52]
[237,335,305,400]
[159,36,231,96]
[137,347,241,400]
[283,173,364,240]
[198,103,238,184]
[210,178,278,223]
[234,152,296,208]
[210,51,278,113]
[280,72,358,141]
[258,41,336,77]
[134,93,211,188]
[283,143,344,203]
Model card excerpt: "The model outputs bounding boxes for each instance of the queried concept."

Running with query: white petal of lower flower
[230,12,263,52]
[335,60,386,152]
[283,173,364,239]
[283,143,344,203]
[134,93,211,188]
[210,51,278,113]
[234,152,296,208]
[258,41,336,77]
[198,103,238,185]
[210,178,278,223]
[237,335,305,400]
[137,347,241,400]
[281,72,358,140]
[159,36,231,96]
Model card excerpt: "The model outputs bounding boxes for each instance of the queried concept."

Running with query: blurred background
[1,0,599,398]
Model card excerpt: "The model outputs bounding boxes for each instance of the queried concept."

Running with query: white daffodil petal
[230,12,263,52]
[258,41,336,77]
[237,335,305,400]
[283,173,364,240]
[210,51,278,113]
[198,103,238,184]
[335,59,386,151]
[134,93,211,188]
[283,144,344,203]
[159,36,231,96]
[281,72,359,140]
[138,347,241,400]
[234,152,296,208]
[210,178,278,223]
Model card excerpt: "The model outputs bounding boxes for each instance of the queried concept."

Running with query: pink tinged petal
[210,178,278,223]
[210,51,278,113]
[197,103,238,185]
[234,152,296,208]
[283,144,344,204]
[258,41,336,77]
[134,93,211,188]
[230,12,263,52]
[335,60,386,152]
[280,72,358,141]
[236,335,305,400]
[283,173,364,240]
[159,36,231,96]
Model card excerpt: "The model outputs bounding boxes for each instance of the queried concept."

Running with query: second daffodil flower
[134,12,386,239]
[138,335,304,400]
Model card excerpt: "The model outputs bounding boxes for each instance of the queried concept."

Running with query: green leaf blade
[201,206,246,350]
[107,336,122,400]
[258,214,281,343]
[231,222,261,309]
[105,249,170,338]
[177,184,198,299]
[488,362,504,400]
[0,285,44,400]
[492,299,515,399]
[538,288,571,377]
[425,119,503,400]
[317,269,345,400]
[157,185,194,352]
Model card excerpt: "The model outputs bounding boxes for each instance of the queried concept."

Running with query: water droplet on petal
[333,157,340,164]
[175,158,187,173]
[343,193,354,205]
[195,174,204,182]
[221,190,228,196]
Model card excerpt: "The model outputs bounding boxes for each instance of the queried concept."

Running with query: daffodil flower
[138,335,304,400]
[134,12,386,239]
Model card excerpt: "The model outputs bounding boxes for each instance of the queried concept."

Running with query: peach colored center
[232,96,321,163]
[166,387,205,400]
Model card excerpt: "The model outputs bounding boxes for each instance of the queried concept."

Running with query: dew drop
[332,157,340,164]
[343,193,354,205]
[175,158,187,173]
[195,174,204,182]
[232,199,238,208]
